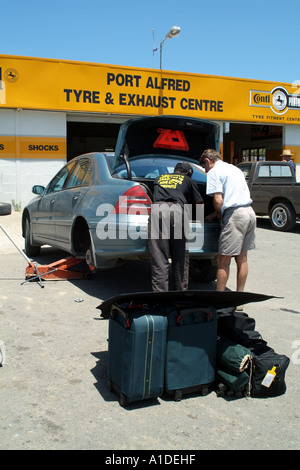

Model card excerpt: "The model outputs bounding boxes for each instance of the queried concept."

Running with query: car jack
[24,257,90,286]
[0,224,90,288]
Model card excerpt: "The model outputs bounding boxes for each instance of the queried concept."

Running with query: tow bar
[0,224,90,287]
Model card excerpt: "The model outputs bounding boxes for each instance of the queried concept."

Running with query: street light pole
[160,26,181,69]
[153,26,181,70]
[159,40,165,70]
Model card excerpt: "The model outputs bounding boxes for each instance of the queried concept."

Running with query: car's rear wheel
[24,217,41,257]
[269,202,296,232]
[72,218,96,272]
[85,244,97,273]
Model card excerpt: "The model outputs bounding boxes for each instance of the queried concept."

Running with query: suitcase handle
[111,303,148,328]
[111,305,131,328]
[176,307,213,325]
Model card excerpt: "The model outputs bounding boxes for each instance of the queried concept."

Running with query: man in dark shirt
[148,162,203,291]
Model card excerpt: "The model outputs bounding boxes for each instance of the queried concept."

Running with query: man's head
[174,162,193,177]
[199,149,221,173]
[280,149,294,162]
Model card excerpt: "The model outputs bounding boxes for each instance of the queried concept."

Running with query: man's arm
[213,192,223,214]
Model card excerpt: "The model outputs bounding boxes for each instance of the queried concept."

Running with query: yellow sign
[0,135,66,159]
[1,55,300,125]
[0,136,15,157]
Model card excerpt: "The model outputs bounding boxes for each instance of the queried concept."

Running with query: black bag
[217,309,290,398]
[218,309,256,334]
[217,310,265,349]
[251,350,290,398]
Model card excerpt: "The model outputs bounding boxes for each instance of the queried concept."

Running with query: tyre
[85,244,97,273]
[0,202,12,216]
[24,217,41,256]
[189,259,218,283]
[269,202,296,232]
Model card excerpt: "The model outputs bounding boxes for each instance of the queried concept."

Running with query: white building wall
[0,109,66,209]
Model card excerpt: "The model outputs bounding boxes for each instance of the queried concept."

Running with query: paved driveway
[0,212,299,450]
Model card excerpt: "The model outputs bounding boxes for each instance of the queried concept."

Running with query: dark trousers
[148,202,189,292]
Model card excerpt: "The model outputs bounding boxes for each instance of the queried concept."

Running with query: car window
[103,152,116,171]
[257,166,270,177]
[257,165,292,178]
[45,161,76,194]
[112,157,206,183]
[65,158,92,188]
[239,164,252,181]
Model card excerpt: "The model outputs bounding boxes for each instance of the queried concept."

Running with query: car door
[31,162,76,244]
[54,157,93,246]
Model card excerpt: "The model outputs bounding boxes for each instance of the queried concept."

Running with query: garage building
[0,55,299,209]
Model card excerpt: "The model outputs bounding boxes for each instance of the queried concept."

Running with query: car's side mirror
[32,185,45,195]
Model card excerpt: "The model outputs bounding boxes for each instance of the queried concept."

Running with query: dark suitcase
[107,304,167,406]
[163,304,217,400]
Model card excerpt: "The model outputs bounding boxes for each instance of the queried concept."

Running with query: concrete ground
[0,212,299,450]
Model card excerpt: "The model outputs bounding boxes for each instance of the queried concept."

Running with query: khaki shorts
[219,206,256,256]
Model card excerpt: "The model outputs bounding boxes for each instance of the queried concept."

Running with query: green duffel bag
[217,335,251,374]
[216,368,250,393]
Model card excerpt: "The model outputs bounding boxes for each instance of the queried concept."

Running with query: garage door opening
[223,124,283,163]
[67,122,121,161]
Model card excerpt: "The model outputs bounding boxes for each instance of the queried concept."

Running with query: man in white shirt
[199,149,256,291]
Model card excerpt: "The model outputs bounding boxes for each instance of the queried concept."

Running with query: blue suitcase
[107,304,167,406]
[164,304,218,400]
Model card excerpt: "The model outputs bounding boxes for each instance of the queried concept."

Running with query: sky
[1,0,299,85]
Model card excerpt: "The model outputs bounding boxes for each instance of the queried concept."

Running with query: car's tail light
[114,185,152,215]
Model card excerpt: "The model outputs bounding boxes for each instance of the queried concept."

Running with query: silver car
[22,116,220,282]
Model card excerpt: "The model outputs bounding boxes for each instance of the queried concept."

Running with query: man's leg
[148,205,170,292]
[171,238,189,290]
[216,254,232,291]
[235,250,248,292]
[169,206,189,291]
[148,237,170,291]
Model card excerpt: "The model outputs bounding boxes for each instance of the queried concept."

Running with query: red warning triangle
[153,128,189,151]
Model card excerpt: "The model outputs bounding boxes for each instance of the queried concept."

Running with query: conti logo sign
[250,86,300,115]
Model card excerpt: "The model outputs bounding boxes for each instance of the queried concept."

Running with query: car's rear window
[112,156,207,183]
[257,164,293,178]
